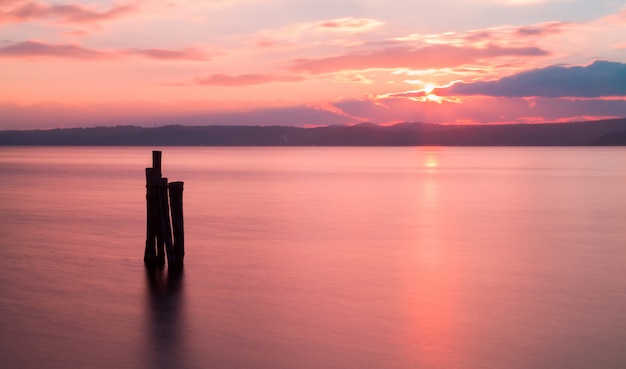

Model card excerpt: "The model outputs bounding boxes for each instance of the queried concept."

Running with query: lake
[1,146,626,369]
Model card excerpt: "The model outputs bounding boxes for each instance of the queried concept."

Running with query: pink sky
[1,0,626,129]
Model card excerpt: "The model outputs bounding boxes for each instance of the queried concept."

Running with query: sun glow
[422,83,444,103]
[424,149,439,169]
[424,83,436,94]
[426,93,443,103]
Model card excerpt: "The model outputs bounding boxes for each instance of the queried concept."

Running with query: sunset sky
[1,0,626,129]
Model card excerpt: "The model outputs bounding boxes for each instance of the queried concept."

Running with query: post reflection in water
[144,268,186,369]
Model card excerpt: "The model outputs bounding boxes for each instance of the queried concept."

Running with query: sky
[1,0,626,129]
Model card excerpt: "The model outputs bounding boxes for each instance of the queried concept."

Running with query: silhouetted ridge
[590,130,626,145]
[1,118,626,146]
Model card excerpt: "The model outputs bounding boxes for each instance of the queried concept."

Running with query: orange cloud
[125,47,209,61]
[0,40,108,59]
[396,21,570,47]
[0,40,211,60]
[0,100,356,130]
[315,17,385,33]
[291,44,549,74]
[0,0,137,24]
[332,94,626,125]
[191,73,304,86]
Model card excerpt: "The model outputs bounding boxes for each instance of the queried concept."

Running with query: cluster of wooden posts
[144,151,184,269]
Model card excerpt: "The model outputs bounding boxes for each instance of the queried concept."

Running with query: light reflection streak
[399,147,464,368]
[423,149,440,170]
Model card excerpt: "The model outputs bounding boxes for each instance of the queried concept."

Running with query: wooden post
[144,150,184,269]
[158,177,177,268]
[144,152,165,268]
[169,181,184,267]
[152,150,162,178]
[144,168,158,266]
[152,169,165,266]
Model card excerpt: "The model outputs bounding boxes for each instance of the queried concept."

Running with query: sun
[423,83,443,103]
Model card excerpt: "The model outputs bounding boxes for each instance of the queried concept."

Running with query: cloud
[283,17,385,35]
[3,93,626,130]
[191,73,304,86]
[461,0,552,5]
[515,22,567,36]
[315,17,385,33]
[252,17,385,51]
[125,48,209,61]
[376,90,428,99]
[439,60,626,97]
[0,40,108,59]
[0,101,355,130]
[290,44,549,74]
[0,40,212,60]
[494,0,547,5]
[332,94,626,125]
[0,0,136,24]
[394,21,569,46]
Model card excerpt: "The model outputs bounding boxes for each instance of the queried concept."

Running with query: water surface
[1,147,625,369]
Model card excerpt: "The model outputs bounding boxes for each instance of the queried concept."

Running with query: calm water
[1,146,626,369]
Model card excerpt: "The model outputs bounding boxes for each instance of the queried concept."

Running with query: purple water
[1,146,626,369]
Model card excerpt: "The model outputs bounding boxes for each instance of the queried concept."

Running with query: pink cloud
[60,29,91,37]
[192,73,304,86]
[291,44,549,74]
[332,94,626,125]
[255,38,281,49]
[514,22,568,36]
[316,17,384,33]
[0,40,108,59]
[2,94,625,130]
[0,40,212,61]
[0,0,136,24]
[0,101,355,130]
[395,21,569,47]
[252,17,384,51]
[125,48,210,61]
[464,22,568,42]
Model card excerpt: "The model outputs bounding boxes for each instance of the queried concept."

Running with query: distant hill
[1,118,626,146]
[589,130,626,145]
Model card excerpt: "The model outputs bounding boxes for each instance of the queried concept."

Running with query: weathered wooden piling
[152,150,162,177]
[144,151,184,269]
[169,181,185,267]
[145,167,165,267]
[158,176,176,267]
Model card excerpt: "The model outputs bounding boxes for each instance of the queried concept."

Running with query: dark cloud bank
[440,61,626,98]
